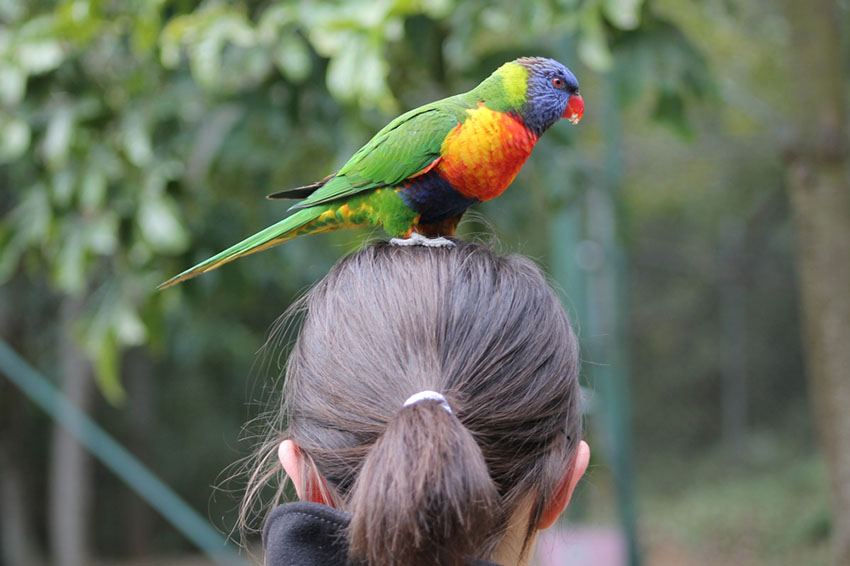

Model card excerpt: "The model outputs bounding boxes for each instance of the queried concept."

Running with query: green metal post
[551,201,589,331]
[598,70,640,566]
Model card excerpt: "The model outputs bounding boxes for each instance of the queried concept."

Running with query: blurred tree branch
[781,1,850,564]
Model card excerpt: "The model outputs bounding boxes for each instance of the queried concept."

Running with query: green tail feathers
[158,207,328,289]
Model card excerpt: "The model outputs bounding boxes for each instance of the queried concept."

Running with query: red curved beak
[563,94,584,125]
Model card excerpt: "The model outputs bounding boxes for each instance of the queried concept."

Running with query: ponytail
[347,398,500,566]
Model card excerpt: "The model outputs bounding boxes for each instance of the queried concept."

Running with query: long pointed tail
[159,207,331,289]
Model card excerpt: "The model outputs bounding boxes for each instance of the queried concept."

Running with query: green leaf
[578,7,613,71]
[52,0,108,45]
[0,62,26,105]
[84,213,119,255]
[122,110,153,167]
[602,0,644,30]
[15,15,65,74]
[50,168,75,207]
[0,0,25,23]
[219,45,272,93]
[326,32,361,102]
[54,220,86,293]
[93,328,125,404]
[115,302,147,346]
[79,167,107,210]
[421,0,453,19]
[131,5,162,56]
[1,184,52,283]
[273,34,312,82]
[16,40,64,73]
[0,115,30,161]
[10,183,51,244]
[327,34,394,111]
[257,4,298,43]
[137,195,189,254]
[41,104,74,169]
[76,283,129,405]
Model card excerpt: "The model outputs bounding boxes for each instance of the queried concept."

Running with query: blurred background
[1,1,848,565]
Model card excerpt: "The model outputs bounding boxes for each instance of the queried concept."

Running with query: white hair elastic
[403,390,453,414]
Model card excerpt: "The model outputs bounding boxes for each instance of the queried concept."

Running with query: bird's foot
[390,232,456,248]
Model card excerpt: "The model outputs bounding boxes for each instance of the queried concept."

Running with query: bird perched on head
[159,56,584,288]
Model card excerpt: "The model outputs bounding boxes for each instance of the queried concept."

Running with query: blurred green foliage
[1,0,681,401]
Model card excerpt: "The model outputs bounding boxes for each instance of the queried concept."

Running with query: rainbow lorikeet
[159,56,583,288]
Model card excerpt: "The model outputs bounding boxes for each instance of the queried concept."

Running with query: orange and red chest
[437,104,539,202]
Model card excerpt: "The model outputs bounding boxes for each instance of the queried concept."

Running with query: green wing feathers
[288,104,466,210]
[158,207,326,289]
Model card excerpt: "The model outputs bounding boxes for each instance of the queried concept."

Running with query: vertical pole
[551,202,589,332]
[597,71,640,566]
[546,38,640,563]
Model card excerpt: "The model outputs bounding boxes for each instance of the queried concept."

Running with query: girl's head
[246,240,588,565]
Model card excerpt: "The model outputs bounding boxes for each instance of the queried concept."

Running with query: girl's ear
[278,439,305,499]
[536,440,591,531]
[278,439,334,507]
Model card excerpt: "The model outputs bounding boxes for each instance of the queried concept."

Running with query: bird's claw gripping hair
[389,232,456,248]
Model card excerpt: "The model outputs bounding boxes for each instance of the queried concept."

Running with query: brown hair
[241,240,582,565]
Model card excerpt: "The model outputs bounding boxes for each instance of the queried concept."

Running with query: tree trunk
[0,288,42,566]
[0,391,43,566]
[719,222,748,466]
[781,1,850,564]
[122,346,155,557]
[48,296,95,566]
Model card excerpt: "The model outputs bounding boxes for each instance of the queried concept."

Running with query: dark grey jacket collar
[263,502,502,566]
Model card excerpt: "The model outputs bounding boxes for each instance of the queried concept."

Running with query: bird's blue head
[511,57,584,136]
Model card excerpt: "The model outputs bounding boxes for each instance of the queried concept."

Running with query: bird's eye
[552,77,564,88]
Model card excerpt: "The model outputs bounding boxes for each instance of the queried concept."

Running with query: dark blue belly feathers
[399,171,479,224]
